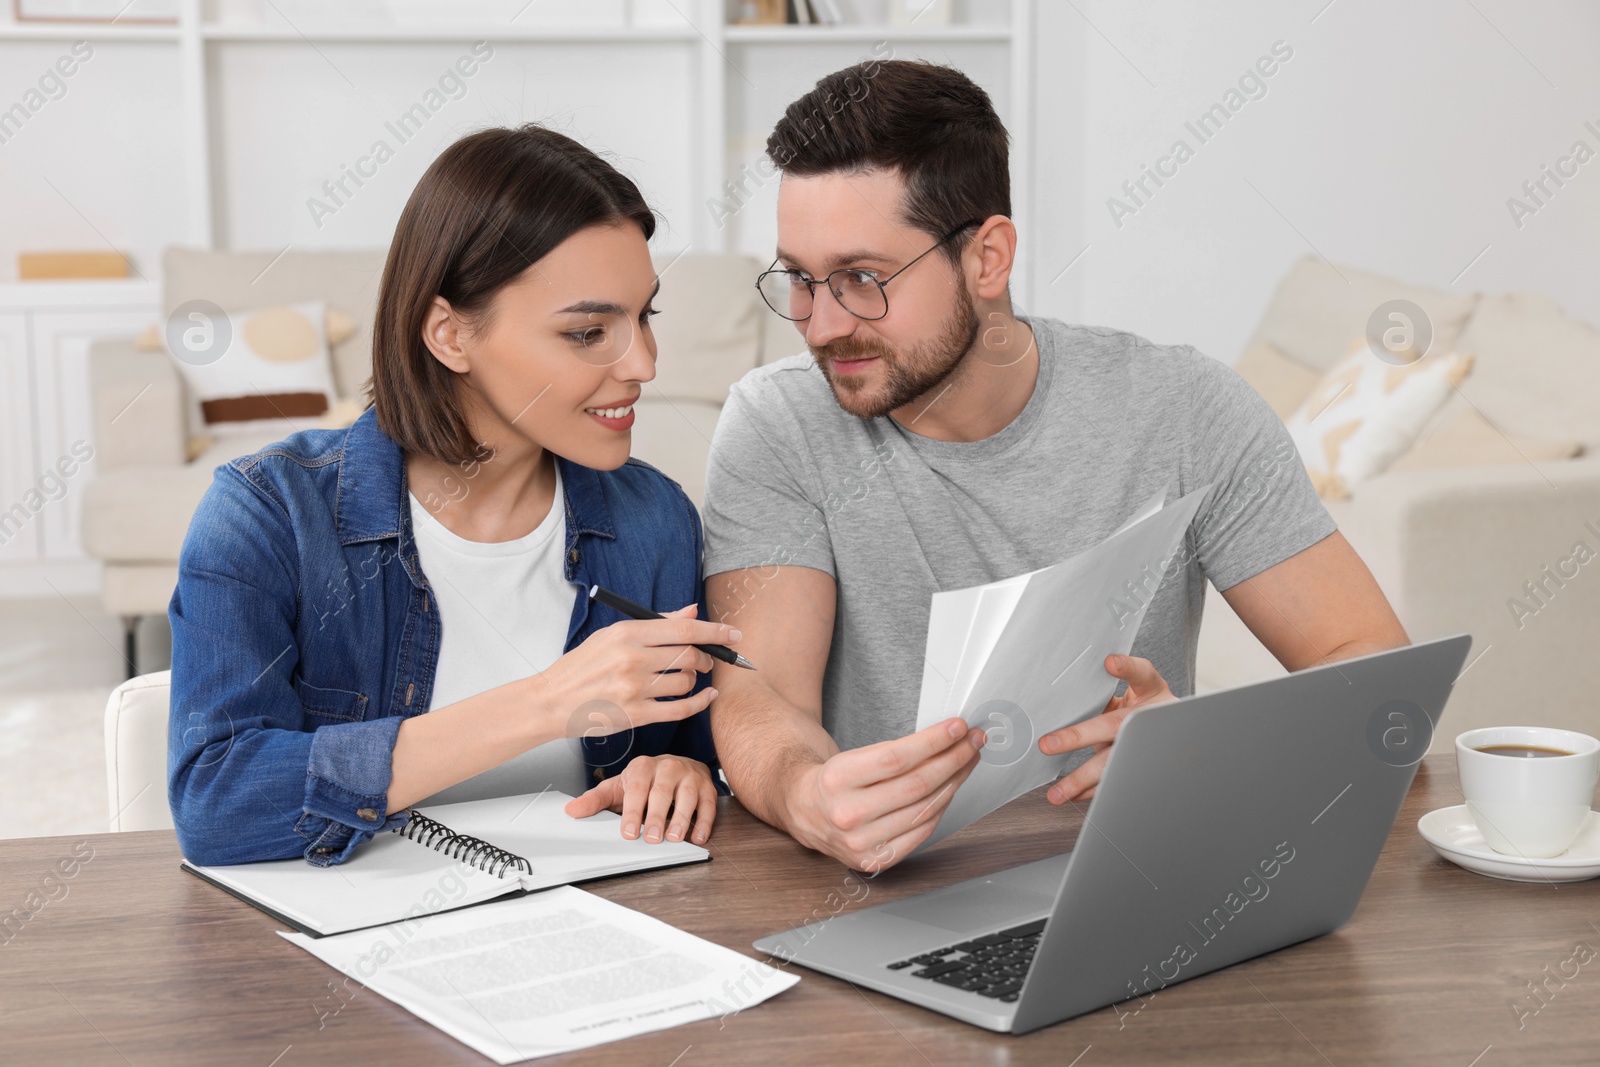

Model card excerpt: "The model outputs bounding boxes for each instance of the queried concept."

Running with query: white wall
[1028,0,1600,362]
[211,40,699,254]
[0,11,1018,276]
[1023,5,1086,321]
[0,39,187,286]
[5,1,1596,357]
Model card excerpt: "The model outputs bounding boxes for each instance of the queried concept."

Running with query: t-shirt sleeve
[701,373,837,580]
[1183,350,1338,591]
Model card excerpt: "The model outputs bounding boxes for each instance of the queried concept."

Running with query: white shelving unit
[0,22,178,40]
[0,280,158,597]
[0,0,1032,293]
[714,4,1032,295]
[199,24,702,41]
[0,0,1033,595]
[722,24,1012,42]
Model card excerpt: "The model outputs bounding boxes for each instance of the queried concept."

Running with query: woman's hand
[537,604,739,732]
[563,754,718,845]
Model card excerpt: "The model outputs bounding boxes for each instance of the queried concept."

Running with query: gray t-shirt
[702,315,1337,752]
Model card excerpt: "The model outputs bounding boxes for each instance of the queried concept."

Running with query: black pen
[588,585,757,671]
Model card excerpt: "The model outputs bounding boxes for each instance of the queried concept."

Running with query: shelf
[200,24,700,43]
[0,0,1033,294]
[0,22,179,42]
[0,20,1010,46]
[0,278,157,312]
[723,24,1011,44]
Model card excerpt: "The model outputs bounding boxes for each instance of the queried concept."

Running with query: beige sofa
[85,248,1600,752]
[82,246,799,666]
[1200,257,1600,751]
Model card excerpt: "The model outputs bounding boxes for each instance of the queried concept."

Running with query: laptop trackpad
[880,881,1054,935]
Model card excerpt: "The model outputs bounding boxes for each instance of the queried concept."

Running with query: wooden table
[3,754,1597,1066]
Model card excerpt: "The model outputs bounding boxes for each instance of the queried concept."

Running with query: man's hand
[564,754,718,845]
[785,718,985,873]
[1037,654,1176,804]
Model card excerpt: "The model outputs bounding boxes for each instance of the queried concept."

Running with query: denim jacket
[168,409,718,867]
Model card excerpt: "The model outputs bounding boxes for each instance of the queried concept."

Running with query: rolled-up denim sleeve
[168,465,408,867]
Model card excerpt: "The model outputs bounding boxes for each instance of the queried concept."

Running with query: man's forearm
[1310,632,1410,668]
[710,675,839,833]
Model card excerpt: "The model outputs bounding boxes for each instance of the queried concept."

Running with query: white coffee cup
[1456,727,1599,858]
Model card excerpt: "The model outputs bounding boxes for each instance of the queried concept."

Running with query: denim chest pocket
[293,677,370,726]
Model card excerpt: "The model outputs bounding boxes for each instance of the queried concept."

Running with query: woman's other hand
[563,754,718,845]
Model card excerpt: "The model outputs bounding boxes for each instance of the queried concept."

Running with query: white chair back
[104,671,175,831]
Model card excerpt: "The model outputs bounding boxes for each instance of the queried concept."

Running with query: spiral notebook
[181,790,709,937]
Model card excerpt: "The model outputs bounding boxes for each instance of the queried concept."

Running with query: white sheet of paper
[915,489,1171,727]
[916,572,1029,724]
[281,887,799,1063]
[912,485,1209,853]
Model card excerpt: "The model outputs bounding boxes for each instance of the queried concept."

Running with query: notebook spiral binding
[394,811,534,879]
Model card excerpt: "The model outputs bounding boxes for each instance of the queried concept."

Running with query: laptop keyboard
[884,917,1046,1002]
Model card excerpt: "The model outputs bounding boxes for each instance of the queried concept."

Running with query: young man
[702,60,1408,873]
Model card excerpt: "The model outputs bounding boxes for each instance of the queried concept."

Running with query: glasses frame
[755,218,984,323]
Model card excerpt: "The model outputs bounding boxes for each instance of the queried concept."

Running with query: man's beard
[811,285,980,420]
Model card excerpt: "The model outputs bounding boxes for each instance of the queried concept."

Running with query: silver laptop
[753,634,1471,1034]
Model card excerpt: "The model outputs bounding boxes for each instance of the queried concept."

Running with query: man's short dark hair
[765,59,1010,264]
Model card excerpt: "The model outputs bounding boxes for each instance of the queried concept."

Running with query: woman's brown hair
[369,123,657,464]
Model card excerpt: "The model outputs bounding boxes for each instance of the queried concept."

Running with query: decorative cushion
[167,300,338,436]
[324,308,358,348]
[1452,292,1600,448]
[137,305,357,352]
[1246,256,1478,375]
[1388,396,1583,473]
[1285,339,1473,499]
[161,247,387,405]
[1232,340,1322,420]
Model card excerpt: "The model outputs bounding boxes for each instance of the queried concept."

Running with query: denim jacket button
[593,768,605,781]
[356,807,380,822]
[568,548,579,564]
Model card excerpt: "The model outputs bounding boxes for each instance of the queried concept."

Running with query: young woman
[168,124,739,867]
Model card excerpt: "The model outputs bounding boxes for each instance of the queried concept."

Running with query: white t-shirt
[408,464,587,805]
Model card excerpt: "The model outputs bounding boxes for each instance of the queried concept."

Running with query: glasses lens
[831,271,888,320]
[759,271,811,321]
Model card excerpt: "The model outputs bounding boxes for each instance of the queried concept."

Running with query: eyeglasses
[755,219,983,323]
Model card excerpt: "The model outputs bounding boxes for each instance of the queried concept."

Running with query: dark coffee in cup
[1475,744,1576,758]
[1458,727,1600,857]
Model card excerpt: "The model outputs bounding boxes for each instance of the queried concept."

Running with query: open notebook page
[184,830,516,936]
[185,790,708,937]
[418,790,709,889]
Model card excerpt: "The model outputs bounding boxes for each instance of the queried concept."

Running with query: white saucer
[1418,805,1600,883]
